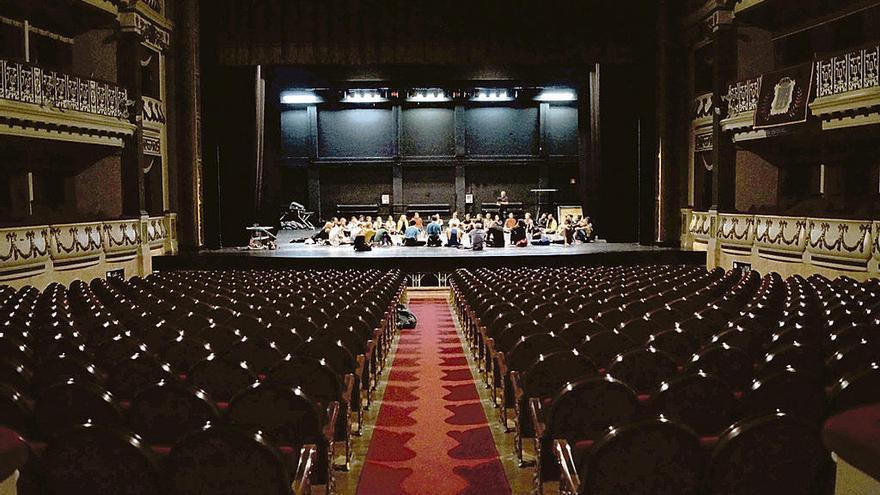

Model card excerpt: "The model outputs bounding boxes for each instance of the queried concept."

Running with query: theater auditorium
[0,1,879,494]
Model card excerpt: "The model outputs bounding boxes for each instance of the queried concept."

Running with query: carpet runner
[356,298,511,495]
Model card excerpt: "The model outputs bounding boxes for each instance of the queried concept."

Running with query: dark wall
[464,106,540,157]
[465,164,539,212]
[320,165,391,213]
[280,108,310,159]
[402,165,455,205]
[318,108,395,159]
[401,108,455,157]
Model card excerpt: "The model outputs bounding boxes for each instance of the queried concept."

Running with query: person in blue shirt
[403,220,425,246]
[426,215,443,246]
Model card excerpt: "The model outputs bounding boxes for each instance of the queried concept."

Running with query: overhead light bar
[342,89,388,103]
[535,88,577,102]
[280,90,322,105]
[407,88,451,103]
[471,88,513,102]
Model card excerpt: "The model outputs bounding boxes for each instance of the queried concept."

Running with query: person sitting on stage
[353,229,372,252]
[561,219,575,246]
[426,215,443,247]
[470,222,485,251]
[396,214,408,234]
[487,220,505,248]
[446,219,461,248]
[312,222,333,244]
[543,213,558,234]
[510,219,528,247]
[328,222,347,246]
[523,212,536,233]
[362,222,376,244]
[503,212,517,231]
[403,220,425,246]
[537,212,548,229]
[575,216,594,243]
[413,212,424,231]
[349,220,362,241]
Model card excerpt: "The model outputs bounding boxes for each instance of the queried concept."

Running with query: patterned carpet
[357,298,511,495]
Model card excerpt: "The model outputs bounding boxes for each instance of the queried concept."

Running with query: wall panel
[400,107,455,157]
[280,108,311,159]
[547,104,579,156]
[464,106,539,157]
[317,108,394,158]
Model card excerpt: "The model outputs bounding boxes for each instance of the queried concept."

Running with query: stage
[154,235,706,273]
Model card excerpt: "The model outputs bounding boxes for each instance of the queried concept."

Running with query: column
[710,8,737,211]
[117,30,146,217]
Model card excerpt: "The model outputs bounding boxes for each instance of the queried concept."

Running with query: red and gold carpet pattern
[357,298,511,495]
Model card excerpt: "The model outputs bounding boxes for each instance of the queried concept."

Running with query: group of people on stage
[307,208,594,251]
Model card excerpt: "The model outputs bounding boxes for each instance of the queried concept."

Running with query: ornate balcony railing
[681,209,880,277]
[0,59,131,120]
[815,44,880,98]
[725,77,760,116]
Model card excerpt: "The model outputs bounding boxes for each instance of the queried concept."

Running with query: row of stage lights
[280,87,577,105]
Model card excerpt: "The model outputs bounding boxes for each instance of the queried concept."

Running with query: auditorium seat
[652,372,736,436]
[187,356,259,402]
[557,418,705,495]
[127,381,220,445]
[166,425,313,495]
[39,424,163,495]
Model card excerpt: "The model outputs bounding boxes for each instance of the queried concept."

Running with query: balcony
[0,0,121,36]
[721,77,760,132]
[692,92,713,152]
[0,59,136,147]
[810,43,880,130]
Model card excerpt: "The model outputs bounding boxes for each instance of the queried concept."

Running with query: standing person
[497,190,510,203]
[470,222,485,251]
[403,220,425,246]
[562,219,575,246]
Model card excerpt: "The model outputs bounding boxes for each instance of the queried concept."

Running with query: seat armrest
[324,401,340,442]
[554,439,581,495]
[530,397,546,439]
[355,354,366,378]
[342,373,355,404]
[292,444,316,495]
[510,369,524,403]
[494,347,507,374]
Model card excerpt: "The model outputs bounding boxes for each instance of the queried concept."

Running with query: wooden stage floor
[155,241,706,272]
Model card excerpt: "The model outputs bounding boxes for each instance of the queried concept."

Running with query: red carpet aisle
[357,297,511,495]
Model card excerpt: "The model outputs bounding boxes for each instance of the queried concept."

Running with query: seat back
[707,413,833,495]
[547,376,640,441]
[128,381,220,444]
[579,418,704,495]
[167,426,292,495]
[41,425,161,495]
[652,372,736,436]
[226,384,323,446]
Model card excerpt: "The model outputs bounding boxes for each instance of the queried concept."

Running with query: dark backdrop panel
[400,107,455,157]
[402,165,455,205]
[320,165,392,215]
[280,108,310,159]
[548,164,581,211]
[203,66,257,248]
[280,167,309,209]
[318,108,394,158]
[465,107,539,157]
[465,164,539,213]
[547,104,579,156]
[599,65,642,242]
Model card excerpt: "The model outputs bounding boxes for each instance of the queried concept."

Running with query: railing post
[165,212,178,254]
[706,209,720,270]
[138,214,152,277]
[680,207,693,249]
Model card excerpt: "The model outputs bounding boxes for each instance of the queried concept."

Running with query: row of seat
[0,268,405,494]
[451,265,879,495]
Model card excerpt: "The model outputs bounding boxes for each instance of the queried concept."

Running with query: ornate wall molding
[717,213,754,247]
[49,222,104,266]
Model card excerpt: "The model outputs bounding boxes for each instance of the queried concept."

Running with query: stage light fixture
[535,88,577,102]
[470,88,513,102]
[280,90,322,105]
[407,88,451,103]
[342,89,388,103]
